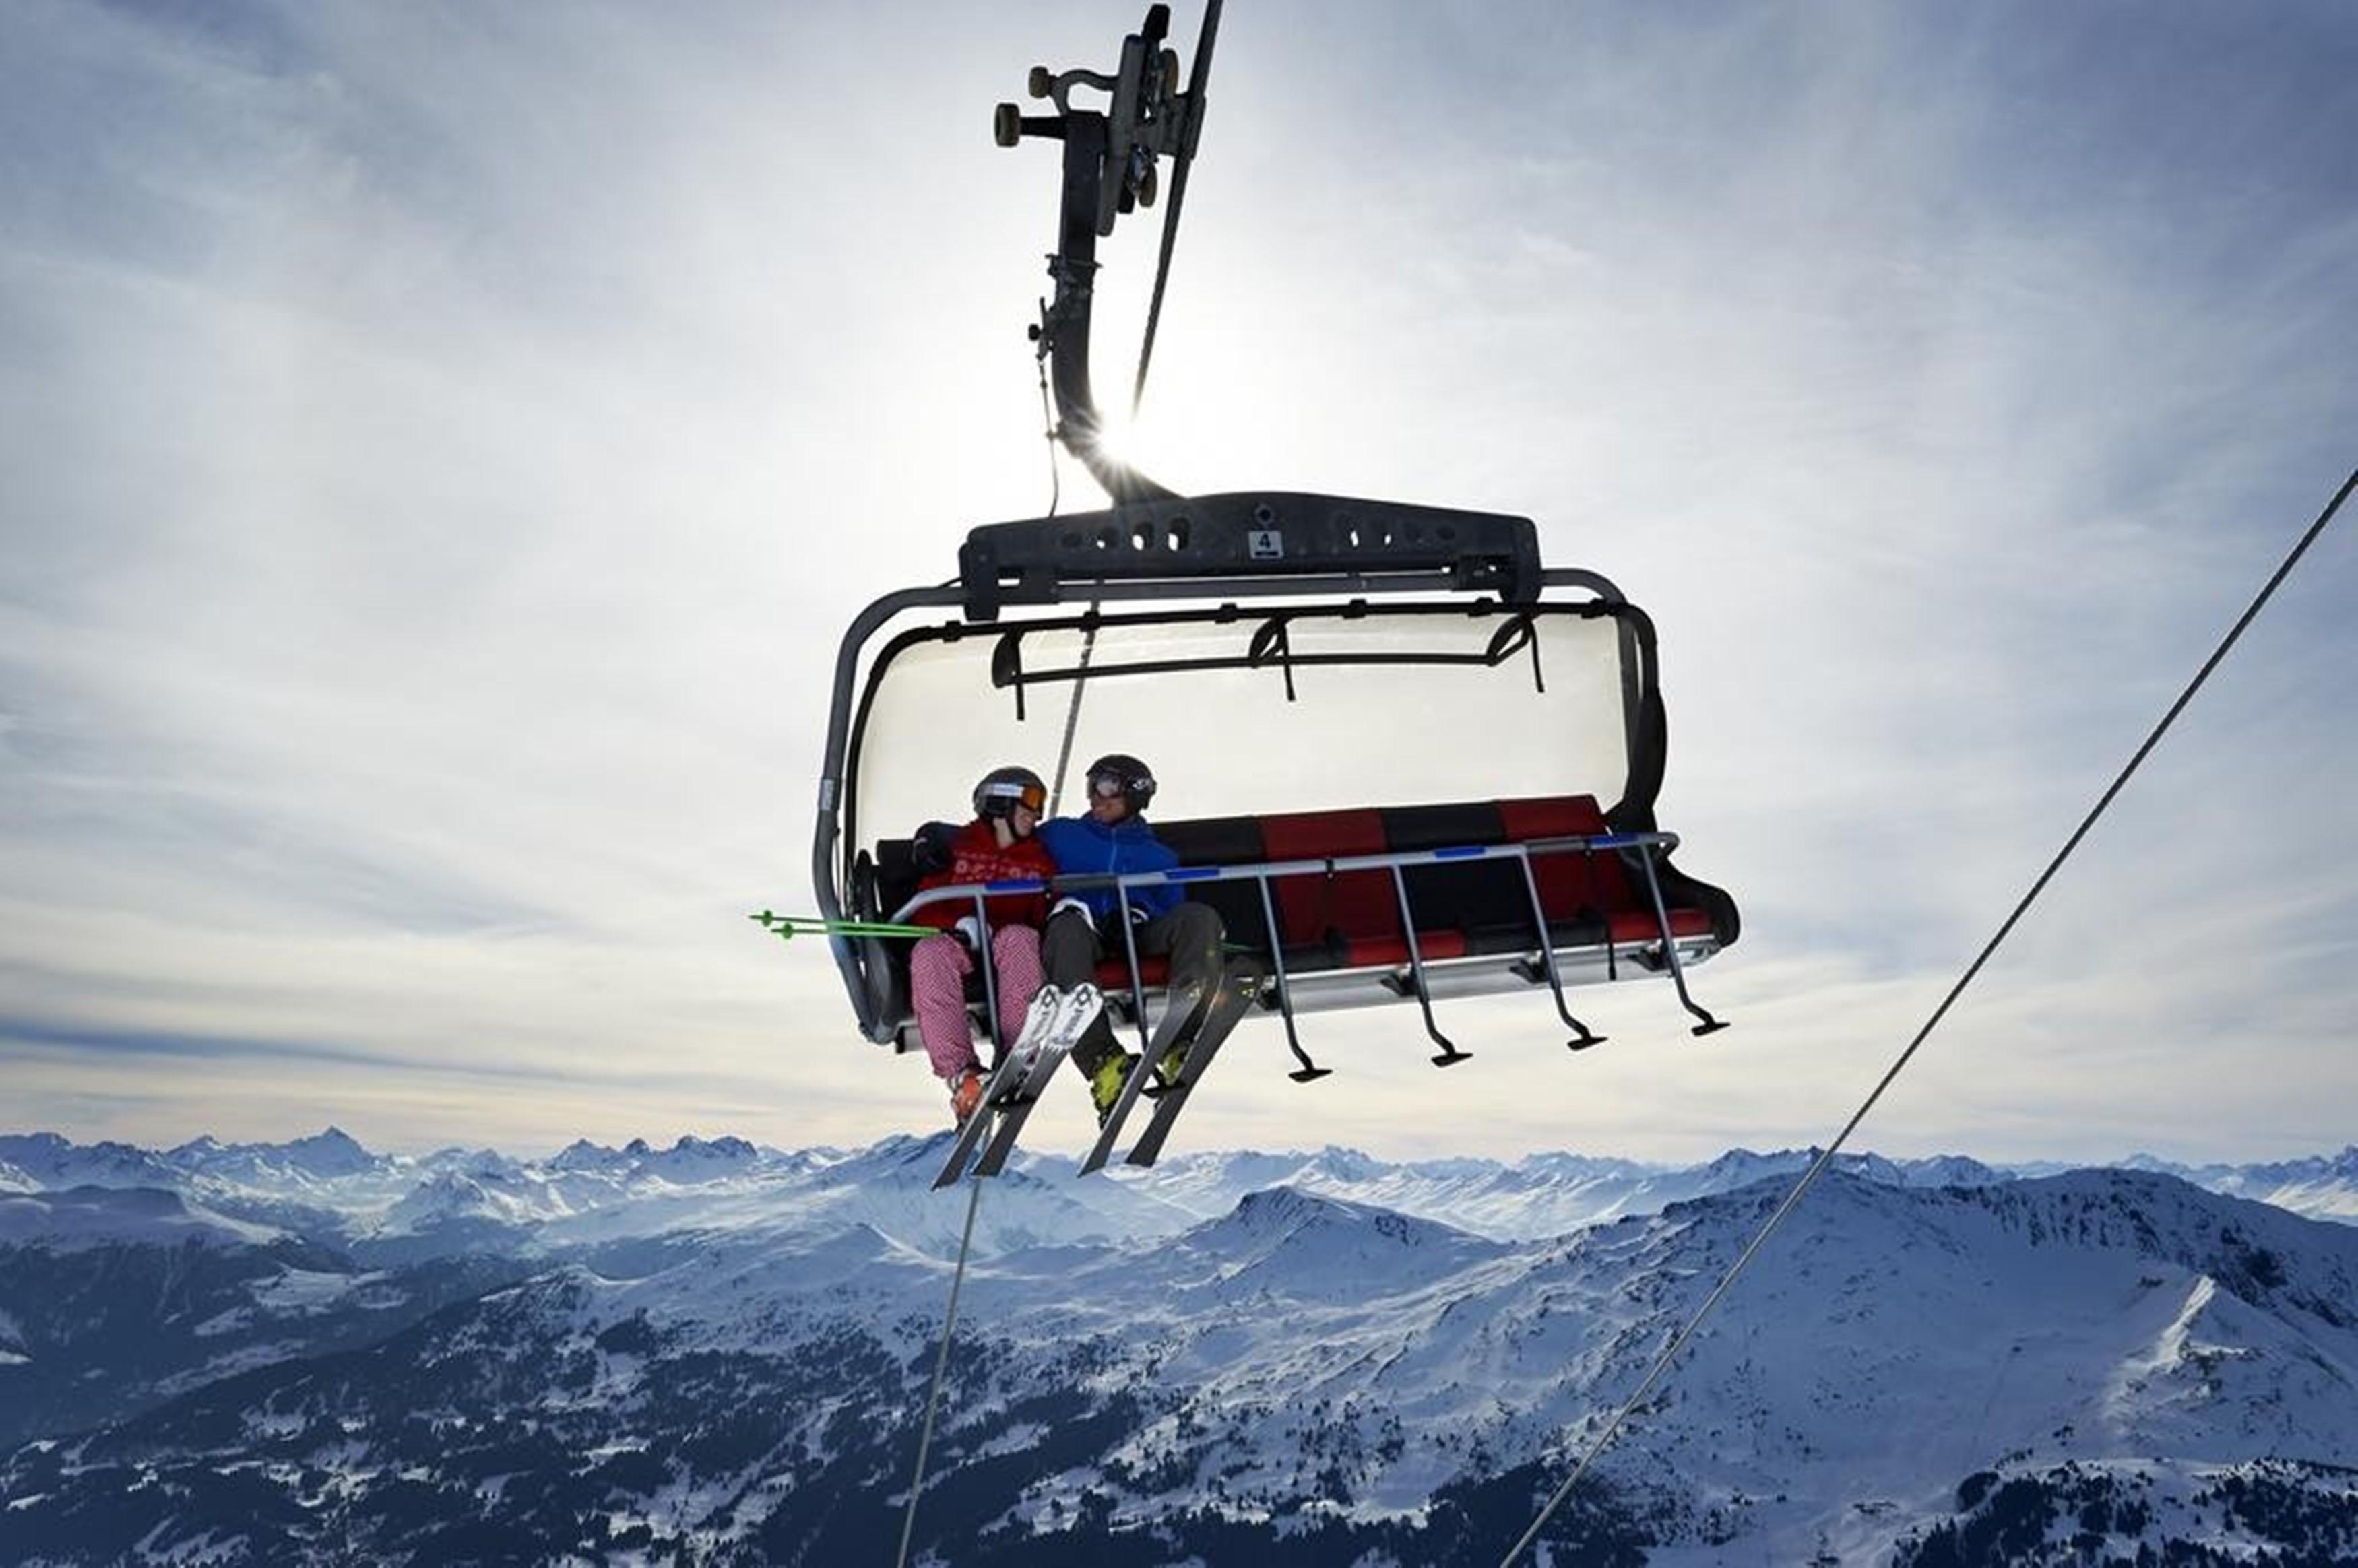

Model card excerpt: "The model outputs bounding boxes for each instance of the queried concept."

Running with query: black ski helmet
[1084,753,1156,814]
[973,764,1047,821]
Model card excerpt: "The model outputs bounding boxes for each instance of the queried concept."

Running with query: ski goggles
[1089,772,1155,808]
[980,780,1048,813]
[1093,772,1159,799]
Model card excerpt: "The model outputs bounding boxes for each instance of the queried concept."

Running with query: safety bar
[885,830,1723,1072]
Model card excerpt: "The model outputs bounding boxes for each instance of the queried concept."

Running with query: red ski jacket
[911,818,1054,933]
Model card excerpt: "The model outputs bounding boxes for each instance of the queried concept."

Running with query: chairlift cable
[1498,462,2357,1568]
[1048,602,1105,816]
[1133,0,1220,416]
[895,1176,987,1568]
[1130,166,1185,415]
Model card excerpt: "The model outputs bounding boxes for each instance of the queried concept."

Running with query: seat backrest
[869,837,924,923]
[1256,808,1397,952]
[1496,795,1636,921]
[1155,814,1273,952]
[1382,800,1523,934]
[1150,793,1636,944]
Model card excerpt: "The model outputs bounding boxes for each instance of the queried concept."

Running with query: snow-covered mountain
[3,1128,2355,1565]
[1122,1142,2026,1238]
[7,1128,2351,1256]
[168,1125,378,1178]
[0,1132,184,1191]
[2117,1147,2358,1226]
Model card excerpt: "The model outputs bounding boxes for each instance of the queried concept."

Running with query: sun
[1069,386,1232,498]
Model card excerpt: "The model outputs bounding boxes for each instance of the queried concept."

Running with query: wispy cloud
[3,1,2353,1165]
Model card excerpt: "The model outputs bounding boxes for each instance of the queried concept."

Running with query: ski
[969,984,1104,1178]
[1124,962,1265,1168]
[1077,977,1207,1176]
[930,985,1069,1190]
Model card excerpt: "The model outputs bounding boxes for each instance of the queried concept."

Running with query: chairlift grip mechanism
[990,4,1225,504]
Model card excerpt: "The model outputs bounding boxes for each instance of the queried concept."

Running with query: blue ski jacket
[1036,812,1183,923]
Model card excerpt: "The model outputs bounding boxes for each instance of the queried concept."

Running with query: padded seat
[1610,908,1714,941]
[1331,930,1471,967]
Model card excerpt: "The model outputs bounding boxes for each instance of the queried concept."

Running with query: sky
[3,0,2354,1169]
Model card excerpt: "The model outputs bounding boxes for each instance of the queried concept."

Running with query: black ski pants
[1042,901,1224,1078]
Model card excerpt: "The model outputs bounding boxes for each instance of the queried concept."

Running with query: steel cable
[1500,463,2356,1567]
[895,1176,986,1568]
[1133,0,1221,414]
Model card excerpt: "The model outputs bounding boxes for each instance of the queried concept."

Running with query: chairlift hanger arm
[995,4,1218,506]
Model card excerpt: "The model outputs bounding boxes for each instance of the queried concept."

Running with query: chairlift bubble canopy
[813,490,1739,1068]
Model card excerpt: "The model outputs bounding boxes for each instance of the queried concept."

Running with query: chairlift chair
[814,492,1738,1078]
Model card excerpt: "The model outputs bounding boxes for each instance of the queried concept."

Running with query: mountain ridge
[6,1128,2354,1257]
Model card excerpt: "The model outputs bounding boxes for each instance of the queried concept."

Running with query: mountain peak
[1213,1185,1485,1251]
[280,1127,375,1176]
[669,1134,757,1160]
[1232,1185,1339,1227]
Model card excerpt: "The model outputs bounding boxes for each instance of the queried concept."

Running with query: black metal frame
[959,491,1545,616]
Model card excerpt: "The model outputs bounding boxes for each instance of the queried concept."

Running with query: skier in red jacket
[905,766,1056,1125]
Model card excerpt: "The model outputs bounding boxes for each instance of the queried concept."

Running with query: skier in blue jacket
[1038,752,1225,1123]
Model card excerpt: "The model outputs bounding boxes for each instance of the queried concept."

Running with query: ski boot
[1089,1053,1138,1127]
[949,1067,986,1128]
[1153,1042,1188,1090]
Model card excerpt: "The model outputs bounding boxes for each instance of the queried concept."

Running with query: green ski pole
[748,910,936,943]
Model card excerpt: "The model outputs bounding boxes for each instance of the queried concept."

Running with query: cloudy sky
[5,0,2353,1168]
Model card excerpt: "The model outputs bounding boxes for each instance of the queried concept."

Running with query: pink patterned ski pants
[907,926,1044,1080]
